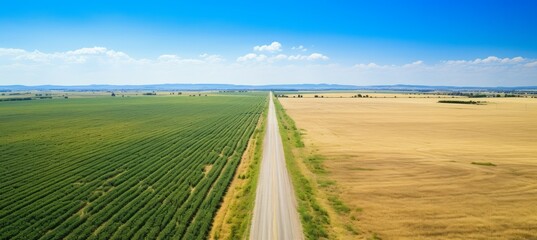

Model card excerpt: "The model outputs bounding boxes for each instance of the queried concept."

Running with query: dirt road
[250,93,303,240]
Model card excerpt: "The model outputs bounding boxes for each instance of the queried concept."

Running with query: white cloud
[292,45,307,51]
[354,63,382,69]
[158,53,225,64]
[479,56,501,63]
[105,50,130,59]
[59,47,132,63]
[157,54,181,62]
[241,42,327,63]
[66,47,107,55]
[0,48,27,56]
[446,56,526,65]
[236,52,327,63]
[14,50,50,62]
[236,53,268,62]
[237,53,256,62]
[288,53,329,61]
[287,55,302,61]
[503,56,524,63]
[269,54,288,62]
[253,42,282,52]
[354,61,424,69]
[307,53,329,61]
[403,60,424,67]
[0,47,133,64]
[200,53,224,63]
[444,60,467,65]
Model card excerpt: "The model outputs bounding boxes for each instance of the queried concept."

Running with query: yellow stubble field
[279,96,537,239]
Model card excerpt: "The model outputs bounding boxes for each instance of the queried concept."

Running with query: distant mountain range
[1,83,536,91]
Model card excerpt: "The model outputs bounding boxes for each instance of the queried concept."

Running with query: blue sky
[1,0,536,86]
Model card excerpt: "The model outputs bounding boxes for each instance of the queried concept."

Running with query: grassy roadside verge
[209,97,268,240]
[273,96,332,239]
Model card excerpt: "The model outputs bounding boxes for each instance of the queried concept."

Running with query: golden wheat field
[279,95,537,239]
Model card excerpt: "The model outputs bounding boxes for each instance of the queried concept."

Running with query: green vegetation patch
[0,93,266,240]
[438,100,485,104]
[327,195,351,214]
[344,223,360,235]
[370,232,383,240]
[305,155,327,174]
[471,162,497,166]
[0,97,33,101]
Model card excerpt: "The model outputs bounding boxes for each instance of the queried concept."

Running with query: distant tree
[111,92,116,97]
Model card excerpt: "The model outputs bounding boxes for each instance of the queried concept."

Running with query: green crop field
[0,94,266,240]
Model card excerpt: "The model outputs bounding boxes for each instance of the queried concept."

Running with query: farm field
[0,94,266,240]
[279,96,537,239]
